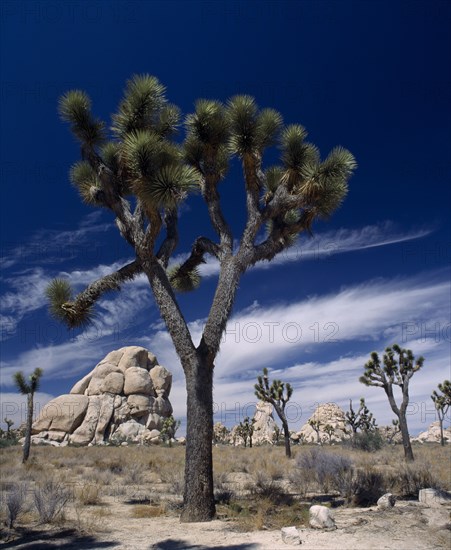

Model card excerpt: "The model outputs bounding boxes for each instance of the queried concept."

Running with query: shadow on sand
[149,540,260,550]
[0,527,120,549]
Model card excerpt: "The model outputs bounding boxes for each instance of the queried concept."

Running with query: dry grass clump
[131,503,166,518]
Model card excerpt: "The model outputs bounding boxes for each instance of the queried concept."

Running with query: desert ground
[1,443,450,549]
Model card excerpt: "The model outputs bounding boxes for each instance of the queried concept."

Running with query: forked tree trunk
[398,414,414,462]
[386,388,414,462]
[282,420,291,458]
[180,353,215,522]
[23,393,33,463]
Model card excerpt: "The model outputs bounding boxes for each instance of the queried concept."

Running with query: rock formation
[411,421,451,444]
[31,346,173,446]
[296,402,348,443]
[252,401,277,444]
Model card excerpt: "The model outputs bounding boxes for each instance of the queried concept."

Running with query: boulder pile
[31,346,173,446]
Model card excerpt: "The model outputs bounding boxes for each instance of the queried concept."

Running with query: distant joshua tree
[12,368,43,463]
[431,380,451,446]
[236,417,256,448]
[323,424,335,445]
[255,367,293,457]
[4,417,14,438]
[344,397,377,444]
[308,418,322,445]
[159,415,181,446]
[360,344,423,462]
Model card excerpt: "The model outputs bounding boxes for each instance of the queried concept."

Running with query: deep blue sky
[1,0,450,435]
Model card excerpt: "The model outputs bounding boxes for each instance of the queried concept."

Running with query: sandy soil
[2,500,450,549]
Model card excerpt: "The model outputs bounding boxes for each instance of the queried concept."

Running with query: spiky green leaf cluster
[58,91,105,146]
[227,96,283,156]
[13,368,43,395]
[121,131,199,208]
[101,142,121,173]
[184,100,230,179]
[45,279,93,329]
[277,125,356,218]
[112,75,167,137]
[69,161,103,205]
[167,264,201,292]
[137,165,201,209]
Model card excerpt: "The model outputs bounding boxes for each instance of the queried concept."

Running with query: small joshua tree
[255,367,293,457]
[4,417,14,438]
[431,380,451,446]
[213,422,230,445]
[308,419,322,445]
[360,344,423,462]
[323,424,335,445]
[12,368,43,463]
[159,415,181,446]
[344,397,377,444]
[236,417,255,448]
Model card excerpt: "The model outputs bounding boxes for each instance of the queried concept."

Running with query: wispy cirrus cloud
[194,222,435,277]
[0,212,113,270]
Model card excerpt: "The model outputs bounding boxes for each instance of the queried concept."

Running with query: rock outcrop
[31,346,173,446]
[296,403,348,443]
[252,401,277,444]
[411,421,451,444]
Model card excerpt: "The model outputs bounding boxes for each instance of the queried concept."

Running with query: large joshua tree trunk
[181,352,215,522]
[281,419,291,458]
[23,393,33,463]
[386,389,414,462]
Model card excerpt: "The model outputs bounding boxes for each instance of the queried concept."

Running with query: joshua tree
[159,415,181,446]
[344,397,377,444]
[308,418,322,444]
[212,422,230,444]
[431,380,451,446]
[46,75,356,521]
[236,417,256,448]
[360,344,423,461]
[4,417,14,438]
[12,368,43,463]
[323,424,335,445]
[254,367,293,457]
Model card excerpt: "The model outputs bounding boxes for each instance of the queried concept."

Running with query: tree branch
[63,260,143,324]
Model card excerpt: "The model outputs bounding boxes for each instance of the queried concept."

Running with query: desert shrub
[295,448,353,494]
[389,463,441,498]
[5,483,28,528]
[160,469,184,495]
[349,467,386,506]
[33,480,70,523]
[252,472,292,505]
[75,483,102,506]
[124,463,145,484]
[352,431,385,452]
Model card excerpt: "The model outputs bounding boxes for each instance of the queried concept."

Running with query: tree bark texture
[23,394,33,463]
[180,352,216,522]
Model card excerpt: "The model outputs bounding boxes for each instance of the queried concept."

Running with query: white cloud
[0,213,113,270]
[197,222,434,277]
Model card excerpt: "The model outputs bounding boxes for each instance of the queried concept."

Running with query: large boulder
[296,403,348,443]
[309,505,336,529]
[31,346,173,446]
[124,367,154,395]
[253,401,277,444]
[32,394,89,434]
[411,421,451,444]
